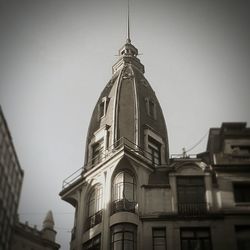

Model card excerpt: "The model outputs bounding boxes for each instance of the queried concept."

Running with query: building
[11,210,60,250]
[59,35,250,249]
[0,107,24,250]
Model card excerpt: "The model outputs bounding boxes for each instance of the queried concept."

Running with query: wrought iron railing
[62,137,160,189]
[178,202,207,216]
[85,210,103,230]
[111,199,137,215]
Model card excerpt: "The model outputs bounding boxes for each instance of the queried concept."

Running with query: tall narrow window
[180,228,212,250]
[112,171,136,214]
[153,228,167,250]
[146,98,156,119]
[86,185,103,229]
[111,223,137,250]
[99,97,109,119]
[177,177,206,215]
[92,139,104,165]
[148,136,161,165]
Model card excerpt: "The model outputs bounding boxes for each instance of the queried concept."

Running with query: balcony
[178,202,207,216]
[85,210,103,230]
[62,137,160,189]
[111,199,137,215]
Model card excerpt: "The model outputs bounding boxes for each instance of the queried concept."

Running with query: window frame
[111,171,137,214]
[152,227,167,250]
[177,176,207,216]
[110,223,137,250]
[180,227,212,250]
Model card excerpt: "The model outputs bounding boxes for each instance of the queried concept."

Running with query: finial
[126,0,131,44]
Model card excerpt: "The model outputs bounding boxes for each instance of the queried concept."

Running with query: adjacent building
[0,107,24,250]
[59,36,250,250]
[11,211,60,250]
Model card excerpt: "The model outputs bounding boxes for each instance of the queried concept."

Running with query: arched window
[112,171,136,214]
[86,184,103,229]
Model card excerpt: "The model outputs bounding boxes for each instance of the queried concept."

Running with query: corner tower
[84,39,169,168]
[60,38,170,250]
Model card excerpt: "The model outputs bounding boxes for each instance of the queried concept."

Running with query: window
[146,98,156,119]
[86,185,103,229]
[92,139,104,165]
[99,97,109,119]
[180,228,212,250]
[152,228,167,250]
[177,177,206,215]
[112,171,136,214]
[235,226,250,250]
[83,234,101,250]
[234,183,250,203]
[148,136,161,165]
[111,223,137,250]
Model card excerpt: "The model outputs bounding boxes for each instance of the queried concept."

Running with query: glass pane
[113,241,122,250]
[124,172,133,183]
[154,238,166,245]
[125,184,134,201]
[124,232,133,240]
[124,241,134,250]
[114,232,123,241]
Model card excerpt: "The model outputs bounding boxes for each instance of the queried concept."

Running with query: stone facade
[60,39,250,250]
[11,211,60,250]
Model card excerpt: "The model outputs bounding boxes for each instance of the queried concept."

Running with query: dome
[84,40,169,168]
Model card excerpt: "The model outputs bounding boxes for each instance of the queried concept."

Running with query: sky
[0,0,249,249]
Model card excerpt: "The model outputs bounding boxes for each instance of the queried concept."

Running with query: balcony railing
[111,199,137,215]
[178,202,207,216]
[62,137,160,189]
[85,210,103,230]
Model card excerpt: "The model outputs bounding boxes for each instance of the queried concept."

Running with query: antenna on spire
[126,0,131,44]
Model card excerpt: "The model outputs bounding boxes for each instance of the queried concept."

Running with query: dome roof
[84,41,169,166]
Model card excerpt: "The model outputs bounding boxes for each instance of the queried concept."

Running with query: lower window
[180,228,212,250]
[236,226,250,250]
[153,228,167,250]
[82,234,101,250]
[111,223,137,250]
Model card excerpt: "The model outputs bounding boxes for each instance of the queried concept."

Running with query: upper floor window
[180,228,212,250]
[177,177,206,216]
[111,171,136,214]
[111,223,137,250]
[99,97,109,119]
[234,183,250,203]
[148,136,161,165]
[152,228,167,250]
[86,184,103,230]
[92,139,104,166]
[146,98,157,119]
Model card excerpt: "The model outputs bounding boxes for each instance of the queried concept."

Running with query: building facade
[0,107,24,250]
[59,38,250,250]
[11,210,60,250]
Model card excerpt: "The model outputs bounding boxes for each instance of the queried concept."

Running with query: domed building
[60,36,250,250]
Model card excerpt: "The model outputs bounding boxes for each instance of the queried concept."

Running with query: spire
[43,210,54,230]
[126,0,131,44]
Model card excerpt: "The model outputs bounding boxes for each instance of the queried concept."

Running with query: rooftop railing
[62,137,160,189]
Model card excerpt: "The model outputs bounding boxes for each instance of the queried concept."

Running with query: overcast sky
[0,0,249,249]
